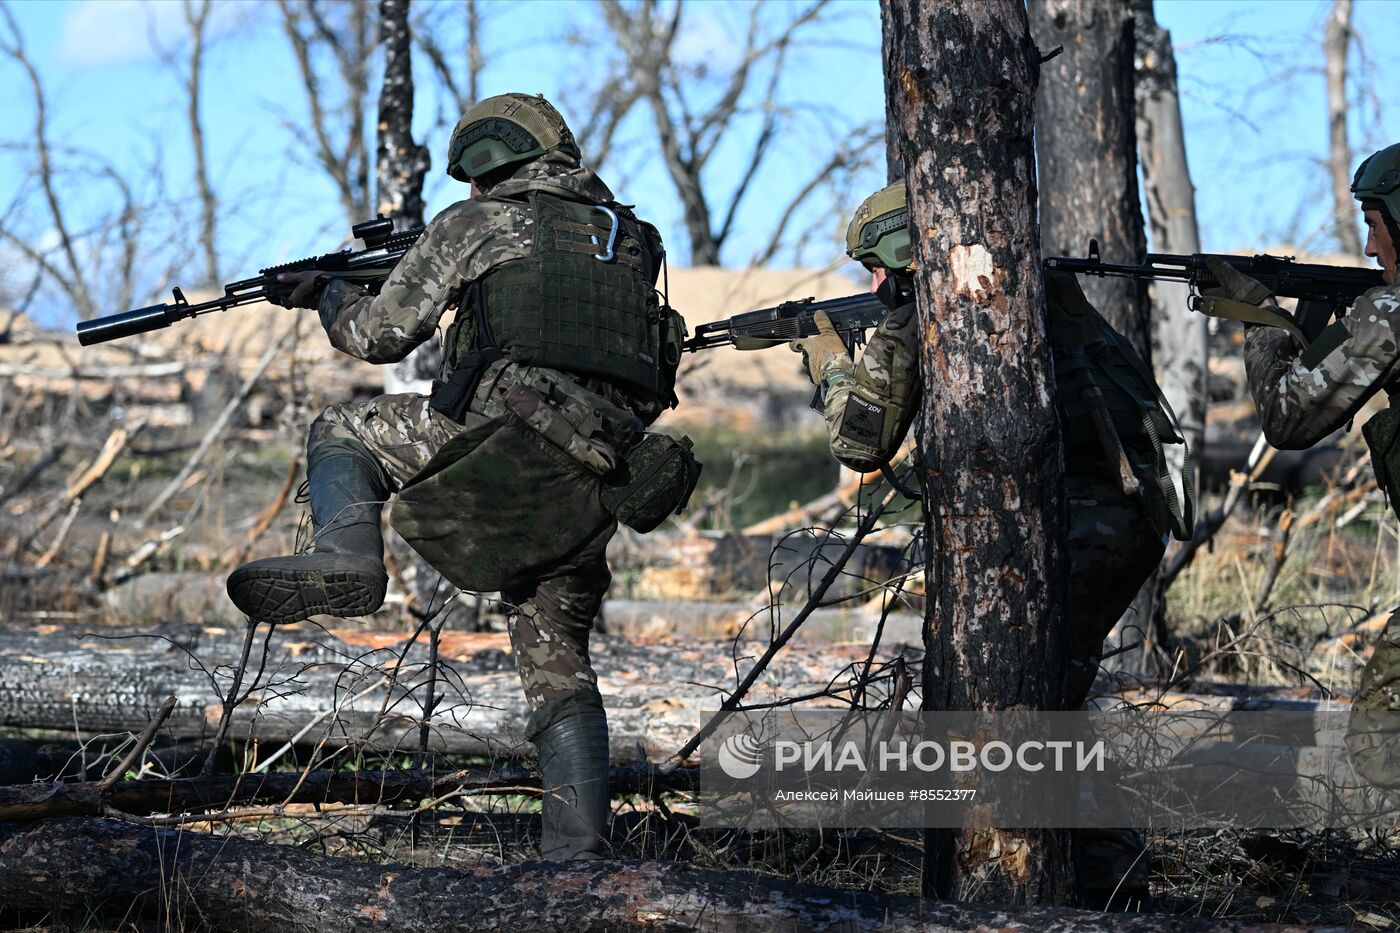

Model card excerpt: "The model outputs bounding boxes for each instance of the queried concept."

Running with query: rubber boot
[226,453,389,625]
[529,697,610,860]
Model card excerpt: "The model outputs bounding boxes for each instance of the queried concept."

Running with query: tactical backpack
[1045,270,1196,541]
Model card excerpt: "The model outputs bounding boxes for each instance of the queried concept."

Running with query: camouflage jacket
[814,299,920,472]
[316,151,621,366]
[1244,283,1400,449]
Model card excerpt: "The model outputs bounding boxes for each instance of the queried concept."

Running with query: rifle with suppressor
[682,292,887,354]
[1042,247,1385,346]
[76,216,423,347]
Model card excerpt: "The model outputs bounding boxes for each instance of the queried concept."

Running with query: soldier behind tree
[1216,142,1400,789]
[228,93,685,859]
[791,181,1193,908]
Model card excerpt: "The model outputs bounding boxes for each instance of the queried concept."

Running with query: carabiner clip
[591,204,619,262]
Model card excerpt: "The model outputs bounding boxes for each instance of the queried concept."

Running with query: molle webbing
[476,192,664,398]
[1045,270,1196,540]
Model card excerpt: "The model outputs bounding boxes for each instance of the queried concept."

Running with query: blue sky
[1,0,1396,327]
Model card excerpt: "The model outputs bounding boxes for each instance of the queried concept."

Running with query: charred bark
[0,817,1304,933]
[376,0,430,230]
[882,0,1072,905]
[1029,0,1150,358]
[0,764,696,822]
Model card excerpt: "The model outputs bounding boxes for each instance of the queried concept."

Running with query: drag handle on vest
[1086,387,1141,497]
[1068,344,1140,497]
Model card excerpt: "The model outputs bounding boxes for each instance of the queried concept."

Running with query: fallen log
[0,764,698,822]
[0,621,912,761]
[0,817,1326,932]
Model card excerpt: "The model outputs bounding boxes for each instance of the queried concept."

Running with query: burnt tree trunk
[1030,0,1150,356]
[0,817,1304,933]
[1127,0,1207,678]
[375,0,443,615]
[378,0,436,401]
[1031,0,1161,684]
[1325,0,1361,255]
[882,0,1072,906]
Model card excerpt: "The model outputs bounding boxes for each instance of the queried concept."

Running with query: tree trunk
[0,622,910,763]
[882,0,1072,905]
[1030,0,1150,358]
[376,0,430,231]
[1124,0,1209,679]
[0,765,696,822]
[0,817,1304,933]
[183,0,219,286]
[1031,0,1164,687]
[375,0,442,614]
[377,0,431,347]
[1325,0,1360,255]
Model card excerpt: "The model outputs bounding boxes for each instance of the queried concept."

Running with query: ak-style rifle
[77,216,423,346]
[1043,248,1384,345]
[682,292,886,354]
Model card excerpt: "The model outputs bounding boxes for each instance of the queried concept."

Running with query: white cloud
[58,0,220,68]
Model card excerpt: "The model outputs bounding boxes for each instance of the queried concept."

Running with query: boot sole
[227,566,387,625]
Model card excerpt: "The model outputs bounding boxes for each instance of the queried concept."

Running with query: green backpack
[1044,270,1196,541]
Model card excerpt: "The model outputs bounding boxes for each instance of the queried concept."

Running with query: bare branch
[0,3,95,319]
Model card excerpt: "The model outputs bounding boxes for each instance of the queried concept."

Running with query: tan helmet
[845,181,912,270]
[446,93,579,182]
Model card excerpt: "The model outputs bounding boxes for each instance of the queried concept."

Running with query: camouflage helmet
[1351,142,1400,223]
[845,181,912,271]
[447,93,579,183]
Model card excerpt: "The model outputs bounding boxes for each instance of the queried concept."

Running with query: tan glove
[1201,256,1274,306]
[789,311,849,384]
[1198,256,1309,347]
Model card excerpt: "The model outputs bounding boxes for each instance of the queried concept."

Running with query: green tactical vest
[1045,270,1197,541]
[455,191,681,404]
[1362,384,1400,513]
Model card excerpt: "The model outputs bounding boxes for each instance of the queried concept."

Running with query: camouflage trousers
[1347,607,1400,788]
[309,382,615,717]
[1065,474,1169,708]
[1065,474,1168,900]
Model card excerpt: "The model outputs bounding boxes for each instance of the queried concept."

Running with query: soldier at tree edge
[227,93,685,859]
[791,181,1195,908]
[1216,142,1400,789]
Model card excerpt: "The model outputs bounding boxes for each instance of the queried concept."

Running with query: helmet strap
[876,271,916,310]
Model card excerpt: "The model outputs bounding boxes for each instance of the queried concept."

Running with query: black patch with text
[839,395,885,447]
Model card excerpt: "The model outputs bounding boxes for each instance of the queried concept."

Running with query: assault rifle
[1042,249,1385,345]
[682,292,886,354]
[76,216,423,347]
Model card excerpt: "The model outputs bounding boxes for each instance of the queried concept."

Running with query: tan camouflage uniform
[1243,282,1400,787]
[814,293,1167,900]
[815,299,1169,707]
[309,152,654,716]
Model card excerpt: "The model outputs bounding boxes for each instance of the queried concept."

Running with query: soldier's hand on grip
[264,270,328,310]
[1202,256,1275,307]
[789,311,849,384]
